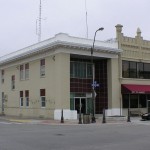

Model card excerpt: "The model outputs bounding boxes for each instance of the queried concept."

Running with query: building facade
[0,32,122,119]
[1,25,150,119]
[116,24,150,115]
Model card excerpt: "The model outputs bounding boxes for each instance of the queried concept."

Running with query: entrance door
[74,98,86,114]
[147,100,150,113]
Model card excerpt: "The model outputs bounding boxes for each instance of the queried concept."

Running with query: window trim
[11,75,15,90]
[25,90,29,107]
[20,91,23,107]
[20,63,29,80]
[40,59,45,77]
[40,89,46,107]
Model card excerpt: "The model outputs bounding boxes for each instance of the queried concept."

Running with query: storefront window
[147,94,150,100]
[122,94,129,108]
[130,95,138,108]
[139,95,146,108]
[123,94,148,109]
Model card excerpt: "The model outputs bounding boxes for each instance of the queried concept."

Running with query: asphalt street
[0,121,150,150]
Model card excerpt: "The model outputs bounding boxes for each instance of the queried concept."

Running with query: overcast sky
[0,0,150,56]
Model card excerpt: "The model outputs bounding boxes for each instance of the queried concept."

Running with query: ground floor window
[25,90,29,107]
[20,91,23,107]
[40,89,46,107]
[122,94,147,108]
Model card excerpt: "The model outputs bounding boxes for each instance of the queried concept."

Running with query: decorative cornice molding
[0,33,122,65]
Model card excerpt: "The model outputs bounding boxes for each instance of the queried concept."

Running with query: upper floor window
[129,61,137,78]
[70,61,92,78]
[122,60,150,79]
[25,63,29,80]
[1,70,4,84]
[20,65,24,80]
[40,59,45,77]
[11,75,15,90]
[40,89,46,107]
[20,63,29,80]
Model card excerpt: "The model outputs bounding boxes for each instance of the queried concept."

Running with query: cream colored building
[116,24,150,115]
[2,25,149,119]
[0,32,122,119]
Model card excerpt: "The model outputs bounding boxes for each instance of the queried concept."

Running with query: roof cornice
[0,33,122,65]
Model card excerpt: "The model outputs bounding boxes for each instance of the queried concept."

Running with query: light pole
[91,27,104,123]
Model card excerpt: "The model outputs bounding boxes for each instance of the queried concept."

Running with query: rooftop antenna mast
[85,0,89,38]
[37,0,42,42]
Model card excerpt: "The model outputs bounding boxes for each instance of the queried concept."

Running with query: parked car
[141,113,150,120]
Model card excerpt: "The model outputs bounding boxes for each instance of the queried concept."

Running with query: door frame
[74,97,87,114]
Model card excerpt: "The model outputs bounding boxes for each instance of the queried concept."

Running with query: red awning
[122,84,150,94]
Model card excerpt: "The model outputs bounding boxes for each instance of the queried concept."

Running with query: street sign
[92,81,99,88]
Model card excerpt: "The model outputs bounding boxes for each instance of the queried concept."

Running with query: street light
[91,27,104,123]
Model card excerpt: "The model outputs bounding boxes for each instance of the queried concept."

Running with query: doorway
[74,97,86,114]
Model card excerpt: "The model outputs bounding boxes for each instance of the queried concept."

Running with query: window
[25,90,29,107]
[129,62,137,78]
[40,59,45,77]
[144,63,150,79]
[122,61,129,78]
[70,62,74,77]
[11,75,15,90]
[123,94,147,109]
[122,60,150,79]
[20,63,29,80]
[1,70,4,83]
[139,95,146,108]
[20,91,23,107]
[87,64,93,78]
[122,94,129,108]
[70,61,93,78]
[130,95,138,108]
[137,62,144,78]
[25,63,29,80]
[20,65,24,80]
[40,89,46,107]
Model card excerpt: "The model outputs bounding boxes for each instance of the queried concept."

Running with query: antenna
[38,0,42,42]
[36,0,42,42]
[85,0,89,39]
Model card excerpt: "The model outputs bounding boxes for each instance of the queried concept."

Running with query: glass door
[74,97,86,114]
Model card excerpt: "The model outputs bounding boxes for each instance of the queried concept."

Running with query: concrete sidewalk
[0,115,141,125]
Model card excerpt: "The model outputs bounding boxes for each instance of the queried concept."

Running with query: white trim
[0,33,122,65]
